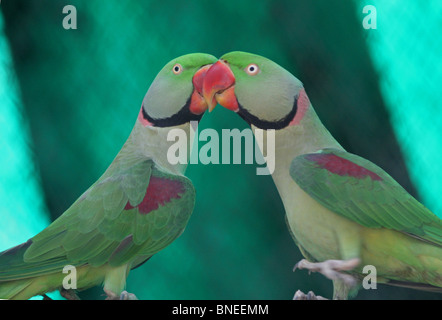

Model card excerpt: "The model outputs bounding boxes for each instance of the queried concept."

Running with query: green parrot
[202,51,442,299]
[0,53,218,300]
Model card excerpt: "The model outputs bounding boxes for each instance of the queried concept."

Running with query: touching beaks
[189,64,213,115]
[202,60,239,112]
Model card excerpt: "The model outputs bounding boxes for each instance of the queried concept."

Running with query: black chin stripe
[142,97,203,127]
[238,94,298,130]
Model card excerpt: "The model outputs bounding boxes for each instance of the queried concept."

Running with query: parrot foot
[119,290,138,300]
[104,289,138,300]
[293,258,360,287]
[60,288,80,300]
[293,290,327,300]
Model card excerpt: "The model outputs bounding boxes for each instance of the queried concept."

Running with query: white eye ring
[172,63,183,75]
[245,63,259,75]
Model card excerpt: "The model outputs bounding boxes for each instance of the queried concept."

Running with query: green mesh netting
[0,13,50,250]
[356,0,442,218]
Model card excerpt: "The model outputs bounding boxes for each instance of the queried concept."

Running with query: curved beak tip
[202,84,218,113]
[202,60,236,112]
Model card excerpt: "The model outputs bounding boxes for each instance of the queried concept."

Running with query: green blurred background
[0,0,441,299]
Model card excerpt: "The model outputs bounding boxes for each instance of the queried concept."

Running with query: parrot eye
[172,63,183,75]
[245,64,259,76]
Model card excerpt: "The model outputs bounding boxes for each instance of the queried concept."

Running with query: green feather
[290,148,442,246]
[0,52,218,299]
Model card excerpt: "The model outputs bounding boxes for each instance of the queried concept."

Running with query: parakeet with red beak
[203,51,442,299]
[0,53,217,300]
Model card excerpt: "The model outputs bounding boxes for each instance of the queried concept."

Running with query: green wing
[0,159,195,281]
[290,148,442,246]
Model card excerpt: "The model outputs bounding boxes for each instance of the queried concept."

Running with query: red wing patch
[305,153,383,181]
[124,176,185,214]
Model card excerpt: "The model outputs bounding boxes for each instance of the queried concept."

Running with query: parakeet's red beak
[189,64,212,115]
[202,60,239,112]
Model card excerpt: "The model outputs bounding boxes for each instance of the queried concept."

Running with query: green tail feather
[0,240,67,299]
[0,240,35,299]
[0,278,34,300]
[386,280,442,293]
[0,240,32,279]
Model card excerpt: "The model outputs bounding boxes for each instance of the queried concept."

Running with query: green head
[139,53,218,127]
[202,51,308,129]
